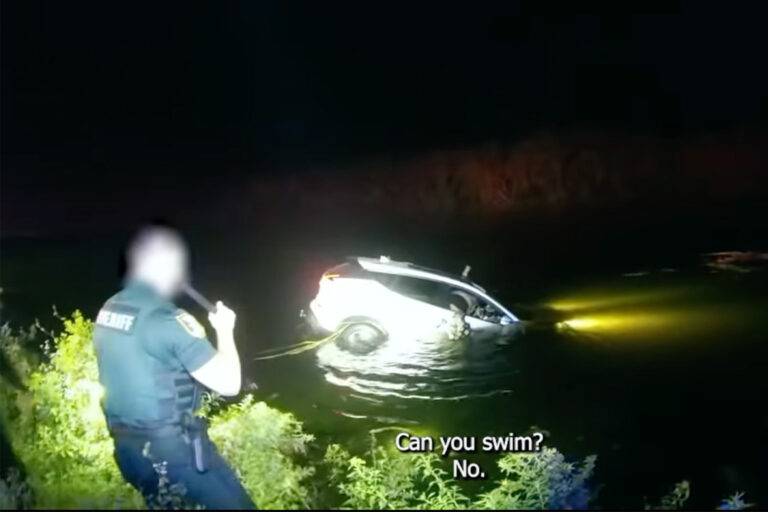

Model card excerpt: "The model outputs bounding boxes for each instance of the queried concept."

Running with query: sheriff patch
[96,304,138,333]
[175,310,206,338]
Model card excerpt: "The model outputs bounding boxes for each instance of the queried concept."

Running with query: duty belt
[109,422,184,438]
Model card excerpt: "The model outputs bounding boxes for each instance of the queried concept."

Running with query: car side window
[370,272,397,289]
[386,276,445,305]
[377,274,507,324]
[448,288,506,323]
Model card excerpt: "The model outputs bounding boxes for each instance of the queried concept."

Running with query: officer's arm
[190,302,242,396]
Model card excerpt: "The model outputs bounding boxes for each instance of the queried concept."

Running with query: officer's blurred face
[128,229,189,297]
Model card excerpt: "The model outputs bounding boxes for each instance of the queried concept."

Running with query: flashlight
[181,282,217,314]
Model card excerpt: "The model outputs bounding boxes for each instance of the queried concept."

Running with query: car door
[380,275,456,334]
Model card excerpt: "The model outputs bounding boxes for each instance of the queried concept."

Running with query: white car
[307,256,519,351]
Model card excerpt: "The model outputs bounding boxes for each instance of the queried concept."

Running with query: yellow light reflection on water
[556,311,679,334]
[548,285,691,313]
[547,280,751,344]
[558,317,600,330]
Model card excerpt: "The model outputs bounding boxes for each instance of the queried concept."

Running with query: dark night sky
[2,1,768,233]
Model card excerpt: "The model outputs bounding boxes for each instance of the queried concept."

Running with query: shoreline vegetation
[4,130,768,238]
[248,130,768,218]
[0,307,755,510]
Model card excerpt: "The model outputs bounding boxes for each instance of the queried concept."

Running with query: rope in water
[252,328,345,360]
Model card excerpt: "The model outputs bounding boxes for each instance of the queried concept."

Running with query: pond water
[2,203,767,508]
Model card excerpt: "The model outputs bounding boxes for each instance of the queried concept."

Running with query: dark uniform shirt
[93,280,216,429]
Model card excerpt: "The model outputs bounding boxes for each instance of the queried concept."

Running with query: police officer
[93,225,256,509]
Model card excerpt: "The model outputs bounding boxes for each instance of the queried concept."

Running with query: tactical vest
[104,362,205,431]
[95,286,209,432]
[170,371,204,425]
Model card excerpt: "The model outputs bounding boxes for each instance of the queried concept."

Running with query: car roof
[343,256,517,321]
[354,256,486,292]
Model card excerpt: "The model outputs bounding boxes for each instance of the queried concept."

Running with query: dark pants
[113,433,256,510]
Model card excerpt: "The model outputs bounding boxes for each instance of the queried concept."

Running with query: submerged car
[307,256,519,350]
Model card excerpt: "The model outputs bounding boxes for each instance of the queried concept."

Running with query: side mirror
[500,316,513,325]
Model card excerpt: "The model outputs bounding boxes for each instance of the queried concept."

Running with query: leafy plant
[474,448,596,510]
[717,491,753,510]
[208,395,315,509]
[645,480,690,510]
[324,443,468,510]
[0,311,142,509]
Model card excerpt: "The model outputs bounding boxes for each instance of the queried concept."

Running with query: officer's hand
[208,301,236,332]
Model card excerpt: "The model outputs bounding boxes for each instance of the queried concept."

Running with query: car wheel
[337,320,386,354]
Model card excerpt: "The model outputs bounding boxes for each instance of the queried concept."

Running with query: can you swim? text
[395,432,546,479]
